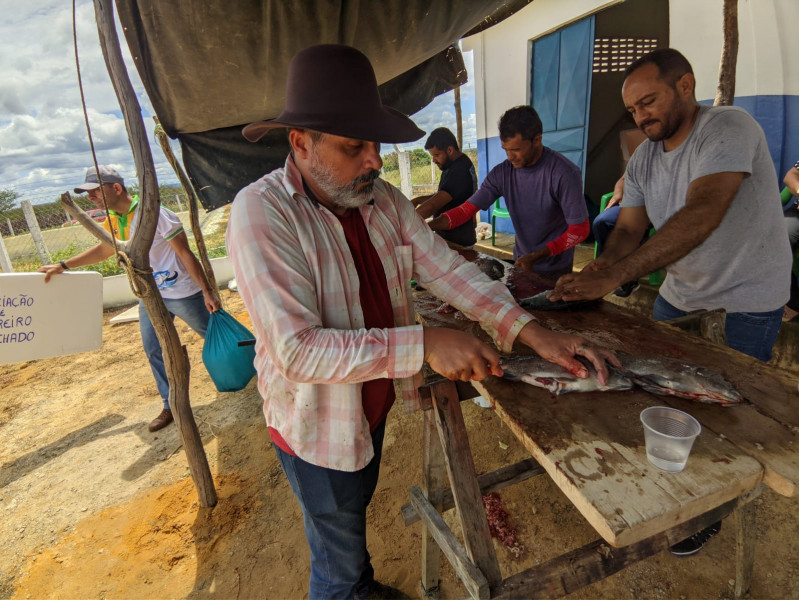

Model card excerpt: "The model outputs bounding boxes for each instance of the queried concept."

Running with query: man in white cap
[227,44,616,600]
[39,165,221,432]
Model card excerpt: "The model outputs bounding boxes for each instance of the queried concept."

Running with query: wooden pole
[714,0,738,107]
[153,119,218,295]
[0,229,13,273]
[20,200,51,265]
[454,86,463,151]
[6,217,14,237]
[91,0,217,507]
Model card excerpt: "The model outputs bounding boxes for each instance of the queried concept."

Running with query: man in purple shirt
[429,106,589,278]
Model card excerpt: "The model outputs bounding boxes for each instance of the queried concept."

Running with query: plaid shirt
[227,156,532,471]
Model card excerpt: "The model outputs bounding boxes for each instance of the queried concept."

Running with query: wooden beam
[493,490,758,599]
[663,308,727,346]
[734,497,757,598]
[402,458,546,527]
[409,486,490,600]
[421,409,447,593]
[152,118,218,295]
[92,0,216,507]
[418,378,479,410]
[714,0,739,107]
[430,380,503,587]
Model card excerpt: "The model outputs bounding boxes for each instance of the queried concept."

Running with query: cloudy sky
[0,1,476,207]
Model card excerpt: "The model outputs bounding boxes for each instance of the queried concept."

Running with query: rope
[115,251,153,298]
[73,0,148,299]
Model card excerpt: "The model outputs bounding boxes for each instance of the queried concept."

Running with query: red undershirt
[269,204,397,456]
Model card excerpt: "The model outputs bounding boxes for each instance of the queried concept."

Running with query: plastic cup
[640,406,702,473]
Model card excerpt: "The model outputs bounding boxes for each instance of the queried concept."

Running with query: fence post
[430,159,436,183]
[21,199,51,265]
[5,217,14,237]
[0,229,12,273]
[174,193,184,212]
[397,150,413,200]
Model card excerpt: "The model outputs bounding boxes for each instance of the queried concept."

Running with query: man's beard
[638,95,684,142]
[310,154,380,209]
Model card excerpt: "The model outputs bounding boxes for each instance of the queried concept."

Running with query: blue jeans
[592,205,621,256]
[652,295,783,362]
[275,421,386,600]
[139,291,210,409]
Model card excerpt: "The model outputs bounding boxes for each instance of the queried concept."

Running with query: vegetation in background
[0,188,19,216]
[381,148,478,189]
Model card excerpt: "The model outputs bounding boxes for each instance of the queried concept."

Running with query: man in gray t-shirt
[552,48,790,364]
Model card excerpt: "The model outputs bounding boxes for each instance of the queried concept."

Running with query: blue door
[531,17,595,179]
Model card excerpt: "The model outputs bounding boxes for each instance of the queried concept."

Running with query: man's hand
[605,174,625,210]
[203,289,222,313]
[423,327,503,382]
[516,321,620,385]
[427,215,448,232]
[548,268,622,302]
[38,263,66,283]
[515,248,550,272]
[580,255,613,273]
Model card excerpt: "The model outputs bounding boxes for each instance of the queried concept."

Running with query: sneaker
[148,409,174,432]
[353,581,410,600]
[613,280,640,298]
[669,521,722,556]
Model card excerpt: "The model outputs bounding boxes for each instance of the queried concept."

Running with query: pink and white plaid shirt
[227,156,533,471]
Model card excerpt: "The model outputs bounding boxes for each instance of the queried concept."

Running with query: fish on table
[499,355,633,395]
[517,290,600,312]
[613,354,743,406]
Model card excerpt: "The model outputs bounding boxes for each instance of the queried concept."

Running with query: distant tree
[411,148,431,166]
[382,151,399,171]
[0,188,20,215]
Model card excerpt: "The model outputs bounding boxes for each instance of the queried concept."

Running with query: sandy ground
[1,290,798,600]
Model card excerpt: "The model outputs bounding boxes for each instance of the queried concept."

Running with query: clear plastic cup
[640,406,702,473]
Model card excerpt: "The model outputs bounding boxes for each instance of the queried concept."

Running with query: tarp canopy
[116,0,532,209]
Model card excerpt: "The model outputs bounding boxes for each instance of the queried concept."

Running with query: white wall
[670,0,798,100]
[102,255,235,308]
[463,0,621,140]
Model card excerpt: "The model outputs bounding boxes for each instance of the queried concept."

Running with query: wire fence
[0,195,229,276]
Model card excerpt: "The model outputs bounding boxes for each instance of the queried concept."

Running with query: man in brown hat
[227,44,616,600]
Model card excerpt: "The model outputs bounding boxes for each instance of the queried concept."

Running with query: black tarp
[116,0,533,209]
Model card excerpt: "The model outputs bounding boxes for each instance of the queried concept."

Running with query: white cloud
[0,2,479,204]
[0,0,173,205]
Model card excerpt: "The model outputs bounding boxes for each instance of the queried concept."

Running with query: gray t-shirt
[623,105,790,313]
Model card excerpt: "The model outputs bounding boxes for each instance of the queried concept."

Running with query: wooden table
[404,293,799,599]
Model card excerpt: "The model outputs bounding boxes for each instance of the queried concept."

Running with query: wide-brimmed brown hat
[242,44,425,144]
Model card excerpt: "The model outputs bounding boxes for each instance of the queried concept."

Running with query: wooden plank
[473,375,763,547]
[402,458,546,526]
[734,498,757,599]
[409,486,490,600]
[414,296,799,497]
[492,492,752,599]
[421,410,446,593]
[430,380,503,586]
[418,378,480,410]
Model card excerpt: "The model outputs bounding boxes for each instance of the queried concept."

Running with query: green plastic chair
[491,198,511,246]
[593,191,663,286]
[781,186,799,278]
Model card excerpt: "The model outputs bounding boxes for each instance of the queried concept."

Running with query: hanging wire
[72,0,150,297]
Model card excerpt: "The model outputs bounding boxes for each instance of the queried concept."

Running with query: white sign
[0,272,103,365]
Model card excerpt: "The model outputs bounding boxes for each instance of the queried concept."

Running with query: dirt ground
[1,289,798,600]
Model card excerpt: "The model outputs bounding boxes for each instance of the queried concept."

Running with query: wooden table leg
[430,379,503,589]
[421,408,446,595]
[734,497,757,599]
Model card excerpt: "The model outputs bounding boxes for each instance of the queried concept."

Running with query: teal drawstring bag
[201,309,257,392]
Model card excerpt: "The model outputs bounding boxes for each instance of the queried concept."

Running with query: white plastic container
[640,406,702,473]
